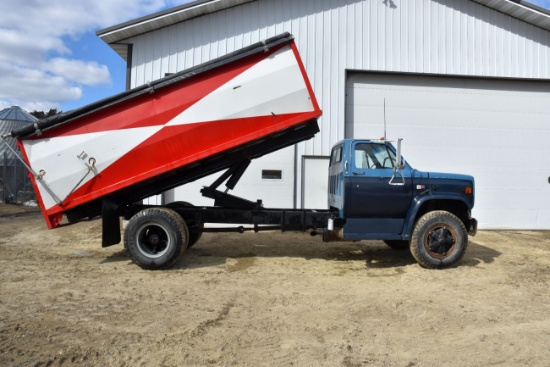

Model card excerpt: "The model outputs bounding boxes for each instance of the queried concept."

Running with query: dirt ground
[1,203,549,367]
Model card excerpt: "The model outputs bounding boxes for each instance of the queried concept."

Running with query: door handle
[353,171,365,175]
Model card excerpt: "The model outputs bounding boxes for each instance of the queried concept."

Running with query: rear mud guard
[102,198,121,247]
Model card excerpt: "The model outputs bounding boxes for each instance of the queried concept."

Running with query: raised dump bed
[6,33,322,237]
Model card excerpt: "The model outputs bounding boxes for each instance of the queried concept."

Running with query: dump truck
[3,33,477,270]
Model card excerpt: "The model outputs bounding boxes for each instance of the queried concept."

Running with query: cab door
[345,141,413,237]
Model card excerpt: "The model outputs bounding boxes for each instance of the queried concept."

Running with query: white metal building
[98,0,550,229]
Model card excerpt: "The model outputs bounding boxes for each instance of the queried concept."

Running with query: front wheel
[410,211,468,269]
[124,208,189,270]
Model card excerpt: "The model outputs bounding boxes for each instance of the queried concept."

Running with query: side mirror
[395,138,404,169]
[389,138,405,186]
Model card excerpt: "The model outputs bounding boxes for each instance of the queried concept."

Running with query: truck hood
[413,170,475,208]
[426,172,474,182]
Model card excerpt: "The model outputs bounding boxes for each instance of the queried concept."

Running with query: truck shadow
[460,241,502,267]
[179,242,418,270]
[174,233,501,271]
[100,234,501,271]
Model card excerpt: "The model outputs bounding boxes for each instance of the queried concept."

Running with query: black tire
[166,201,203,248]
[124,208,188,270]
[383,240,409,250]
[410,210,468,269]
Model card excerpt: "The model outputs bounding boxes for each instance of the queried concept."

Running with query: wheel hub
[149,233,160,245]
[136,223,171,258]
[424,225,457,259]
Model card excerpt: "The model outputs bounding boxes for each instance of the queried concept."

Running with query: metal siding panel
[542,31,548,78]
[533,26,541,77]
[323,0,334,155]
[415,1,424,73]
[267,0,278,37]
[168,25,178,74]
[272,0,283,36]
[481,5,490,75]
[494,12,503,76]
[511,17,519,77]
[241,4,253,47]
[450,3,458,74]
[321,4,334,152]
[368,0,377,70]
[337,4,346,150]
[208,12,219,60]
[430,0,438,73]
[392,1,400,71]
[382,0,390,70]
[258,0,268,40]
[354,2,363,69]
[423,0,431,73]
[160,27,170,76]
[234,7,244,50]
[460,2,469,74]
[400,0,408,72]
[527,24,534,78]
[152,29,162,81]
[226,7,236,53]
[184,22,194,70]
[518,21,526,77]
[215,11,227,59]
[200,17,211,63]
[143,33,154,84]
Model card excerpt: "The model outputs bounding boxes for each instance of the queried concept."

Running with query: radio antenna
[383,98,387,140]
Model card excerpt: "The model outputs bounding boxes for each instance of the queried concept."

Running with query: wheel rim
[423,224,457,259]
[135,222,171,259]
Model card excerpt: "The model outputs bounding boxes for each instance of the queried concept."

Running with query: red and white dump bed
[8,33,322,231]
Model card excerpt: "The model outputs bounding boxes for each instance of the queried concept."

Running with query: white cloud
[42,58,111,87]
[0,0,188,112]
[0,62,82,110]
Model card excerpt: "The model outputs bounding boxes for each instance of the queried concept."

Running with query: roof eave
[97,0,256,47]
[471,0,550,30]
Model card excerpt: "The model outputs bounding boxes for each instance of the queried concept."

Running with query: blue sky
[1,0,549,113]
[531,0,550,9]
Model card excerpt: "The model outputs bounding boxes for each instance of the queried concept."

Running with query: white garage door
[346,73,550,230]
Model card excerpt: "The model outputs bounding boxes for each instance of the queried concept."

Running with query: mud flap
[102,198,121,247]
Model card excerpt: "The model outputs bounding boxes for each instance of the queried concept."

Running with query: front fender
[401,192,473,239]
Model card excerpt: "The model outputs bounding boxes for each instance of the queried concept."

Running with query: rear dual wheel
[166,201,203,248]
[124,208,189,270]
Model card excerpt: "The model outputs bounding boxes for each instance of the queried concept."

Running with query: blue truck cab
[326,138,477,268]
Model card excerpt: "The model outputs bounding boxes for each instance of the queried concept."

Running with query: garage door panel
[347,72,550,229]
[476,209,547,229]
[350,106,550,142]
[477,188,550,210]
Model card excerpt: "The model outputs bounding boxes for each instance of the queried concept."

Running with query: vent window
[262,170,282,180]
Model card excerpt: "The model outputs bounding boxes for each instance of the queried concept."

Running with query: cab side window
[354,143,396,169]
[330,146,342,166]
